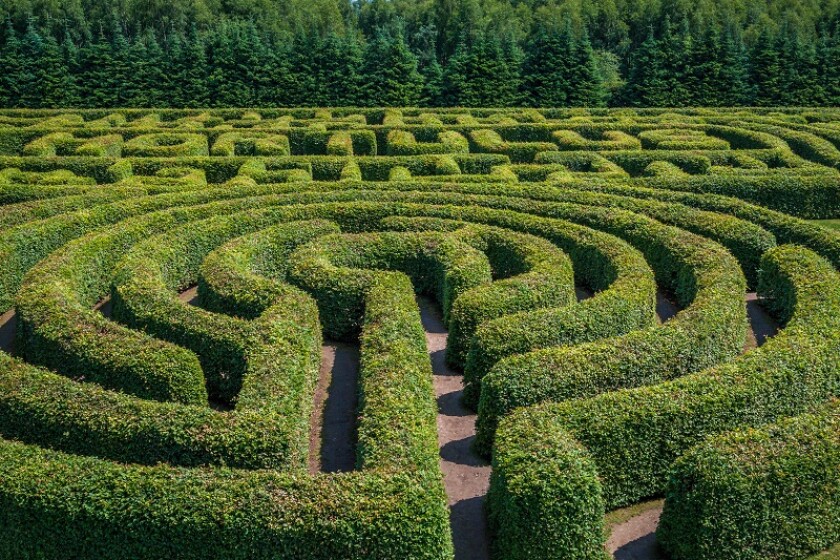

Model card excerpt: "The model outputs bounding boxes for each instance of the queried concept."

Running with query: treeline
[0,0,838,108]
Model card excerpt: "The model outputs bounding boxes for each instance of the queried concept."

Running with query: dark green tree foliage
[817,25,840,104]
[522,23,606,107]
[0,20,24,107]
[363,29,423,106]
[0,6,838,108]
[622,27,669,106]
[689,26,751,106]
[658,18,693,106]
[77,32,117,107]
[749,25,782,107]
[169,28,210,108]
[522,24,575,106]
[309,33,365,106]
[443,34,521,106]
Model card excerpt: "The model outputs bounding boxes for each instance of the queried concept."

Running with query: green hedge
[0,352,306,468]
[109,214,322,436]
[469,129,557,163]
[356,273,441,472]
[122,133,209,157]
[0,254,452,558]
[210,132,291,156]
[199,220,342,319]
[288,230,492,340]
[492,244,840,517]
[444,225,575,368]
[658,399,840,560]
[460,221,656,409]
[487,407,608,560]
[487,246,840,559]
[633,173,840,219]
[475,215,748,454]
[386,129,469,155]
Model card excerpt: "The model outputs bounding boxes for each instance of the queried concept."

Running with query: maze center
[0,107,838,560]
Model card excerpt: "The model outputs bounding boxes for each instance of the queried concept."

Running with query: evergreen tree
[750,25,782,106]
[817,25,840,104]
[18,18,47,107]
[521,24,575,106]
[690,26,722,106]
[568,28,606,106]
[443,33,521,106]
[59,32,82,107]
[717,26,752,105]
[207,23,253,107]
[77,31,116,107]
[775,24,820,105]
[622,27,669,106]
[362,29,423,106]
[658,17,693,105]
[108,23,133,106]
[0,20,24,107]
[311,33,364,106]
[169,27,209,107]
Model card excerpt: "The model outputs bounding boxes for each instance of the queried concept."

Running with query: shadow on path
[418,297,491,560]
[312,341,359,473]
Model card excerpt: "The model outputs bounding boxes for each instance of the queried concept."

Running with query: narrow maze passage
[418,297,492,560]
[312,341,359,473]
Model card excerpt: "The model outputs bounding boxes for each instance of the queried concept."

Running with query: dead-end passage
[418,296,492,560]
[310,341,359,474]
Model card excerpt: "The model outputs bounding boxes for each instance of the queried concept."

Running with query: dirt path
[607,503,666,560]
[310,341,359,473]
[656,291,680,323]
[0,309,16,354]
[178,286,199,305]
[418,297,492,560]
[745,292,778,351]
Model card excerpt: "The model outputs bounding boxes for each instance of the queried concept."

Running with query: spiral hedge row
[0,107,838,559]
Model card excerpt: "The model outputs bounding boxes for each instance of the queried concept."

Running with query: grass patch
[812,219,840,231]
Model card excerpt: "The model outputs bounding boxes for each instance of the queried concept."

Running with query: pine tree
[126,30,168,107]
[750,24,782,106]
[622,27,669,106]
[690,26,722,106]
[0,20,24,107]
[207,23,253,107]
[817,25,840,104]
[443,33,521,106]
[59,32,82,107]
[169,26,209,108]
[363,29,423,106]
[658,17,692,105]
[521,25,575,106]
[109,23,133,106]
[78,31,117,107]
[717,26,752,105]
[568,28,606,106]
[18,18,46,107]
[311,33,364,106]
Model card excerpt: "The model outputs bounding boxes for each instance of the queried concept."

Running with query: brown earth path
[418,296,492,560]
[310,341,359,473]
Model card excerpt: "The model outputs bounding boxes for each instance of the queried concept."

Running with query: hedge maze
[0,107,838,559]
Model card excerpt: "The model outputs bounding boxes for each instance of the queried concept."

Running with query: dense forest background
[0,0,838,108]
